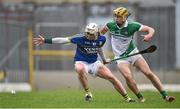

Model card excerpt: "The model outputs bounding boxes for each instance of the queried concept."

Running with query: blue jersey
[70,34,106,63]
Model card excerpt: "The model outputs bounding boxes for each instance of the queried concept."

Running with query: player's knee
[97,63,104,70]
[142,68,153,76]
[106,75,117,83]
[76,69,86,78]
[97,63,106,73]
[141,67,152,75]
[124,74,133,81]
[75,64,85,74]
[145,72,155,79]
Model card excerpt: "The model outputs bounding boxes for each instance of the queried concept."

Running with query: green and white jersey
[106,20,143,57]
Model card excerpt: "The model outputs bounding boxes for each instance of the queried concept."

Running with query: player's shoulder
[70,33,85,39]
[107,20,115,24]
[70,33,86,44]
[106,20,116,27]
[128,21,142,26]
[128,21,143,31]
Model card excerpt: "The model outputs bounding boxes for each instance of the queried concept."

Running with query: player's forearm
[44,37,70,44]
[148,27,155,37]
[98,48,106,62]
[142,25,155,37]
[99,26,108,35]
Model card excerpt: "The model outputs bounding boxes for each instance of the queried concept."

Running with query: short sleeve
[70,34,84,44]
[70,37,81,44]
[106,21,113,30]
[99,36,106,47]
[132,22,143,31]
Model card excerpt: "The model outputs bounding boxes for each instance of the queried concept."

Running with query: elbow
[99,26,108,35]
[151,28,155,35]
[151,28,155,34]
[148,27,155,36]
[143,25,155,35]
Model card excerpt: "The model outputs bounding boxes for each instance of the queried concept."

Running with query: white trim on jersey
[138,24,144,31]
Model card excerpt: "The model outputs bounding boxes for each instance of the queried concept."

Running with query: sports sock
[85,88,90,93]
[136,92,143,99]
[123,94,131,101]
[160,90,168,99]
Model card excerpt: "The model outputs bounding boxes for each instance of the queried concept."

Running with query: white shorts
[115,48,143,65]
[75,60,102,77]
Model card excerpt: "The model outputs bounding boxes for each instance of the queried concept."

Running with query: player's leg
[117,62,145,102]
[74,62,92,101]
[134,57,175,102]
[75,63,89,91]
[96,63,135,102]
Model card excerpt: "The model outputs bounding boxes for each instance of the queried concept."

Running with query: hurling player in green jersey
[100,7,175,102]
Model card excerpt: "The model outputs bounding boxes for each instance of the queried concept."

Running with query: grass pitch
[0,89,179,108]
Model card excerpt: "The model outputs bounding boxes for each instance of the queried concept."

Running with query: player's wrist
[44,38,52,44]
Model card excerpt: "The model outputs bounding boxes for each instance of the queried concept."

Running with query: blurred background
[0,0,180,92]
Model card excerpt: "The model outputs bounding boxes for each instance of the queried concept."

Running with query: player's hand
[142,35,152,42]
[103,58,111,64]
[33,35,45,45]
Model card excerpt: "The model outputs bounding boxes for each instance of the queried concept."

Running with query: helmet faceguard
[85,23,99,40]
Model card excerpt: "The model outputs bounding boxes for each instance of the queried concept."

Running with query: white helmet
[85,23,98,34]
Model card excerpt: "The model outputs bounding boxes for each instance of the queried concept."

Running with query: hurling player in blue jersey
[33,23,135,102]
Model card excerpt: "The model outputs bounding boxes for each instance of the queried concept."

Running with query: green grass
[0,89,179,108]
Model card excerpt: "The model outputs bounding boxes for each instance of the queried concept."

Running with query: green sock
[136,92,143,99]
[123,94,131,101]
[160,91,168,98]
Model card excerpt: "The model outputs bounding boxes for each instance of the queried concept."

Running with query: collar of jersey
[116,20,128,29]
